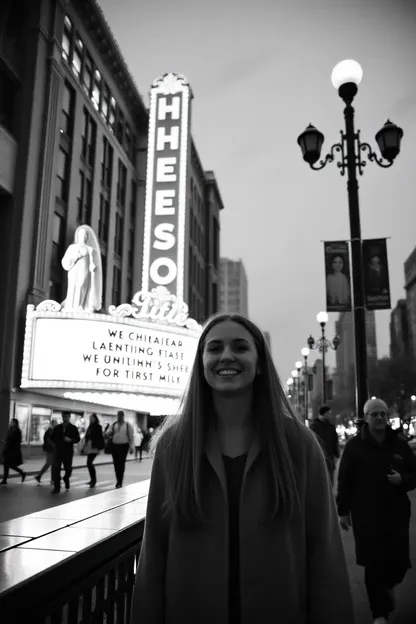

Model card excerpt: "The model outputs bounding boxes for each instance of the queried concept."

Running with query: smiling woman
[130,313,355,624]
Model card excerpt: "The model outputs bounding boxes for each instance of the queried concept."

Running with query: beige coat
[131,418,354,624]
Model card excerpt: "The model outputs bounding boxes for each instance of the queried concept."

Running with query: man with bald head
[336,398,416,624]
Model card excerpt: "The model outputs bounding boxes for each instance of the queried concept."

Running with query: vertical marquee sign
[141,73,193,302]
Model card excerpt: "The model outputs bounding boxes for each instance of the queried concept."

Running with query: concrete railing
[0,481,150,623]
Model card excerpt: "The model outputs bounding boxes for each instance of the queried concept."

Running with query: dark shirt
[309,419,340,470]
[223,453,247,624]
[51,423,80,454]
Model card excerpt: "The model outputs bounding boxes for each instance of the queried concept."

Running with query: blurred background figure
[35,419,57,484]
[134,426,144,461]
[1,418,26,485]
[82,413,105,488]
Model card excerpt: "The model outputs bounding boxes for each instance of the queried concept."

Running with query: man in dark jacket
[337,398,416,624]
[309,405,340,485]
[51,411,80,493]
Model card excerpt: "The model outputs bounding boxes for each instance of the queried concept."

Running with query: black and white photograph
[324,241,352,312]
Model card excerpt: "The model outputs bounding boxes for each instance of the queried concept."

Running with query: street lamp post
[297,59,403,421]
[291,369,300,412]
[301,347,310,420]
[307,311,340,404]
[295,360,303,416]
[287,377,294,402]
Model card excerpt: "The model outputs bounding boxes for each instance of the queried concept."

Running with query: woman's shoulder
[283,416,323,454]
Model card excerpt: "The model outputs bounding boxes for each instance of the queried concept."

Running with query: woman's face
[332,256,343,273]
[202,320,260,395]
[77,228,88,244]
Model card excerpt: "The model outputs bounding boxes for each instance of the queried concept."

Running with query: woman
[1,419,26,484]
[130,314,354,624]
[35,419,57,484]
[326,254,351,309]
[134,427,144,461]
[82,413,105,487]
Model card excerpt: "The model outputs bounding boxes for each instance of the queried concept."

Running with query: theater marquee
[21,289,200,397]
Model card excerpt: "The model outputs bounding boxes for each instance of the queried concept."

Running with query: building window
[72,35,83,78]
[81,109,96,166]
[114,213,124,257]
[51,212,64,268]
[112,266,121,306]
[56,147,69,202]
[128,229,134,269]
[117,160,127,208]
[101,253,107,304]
[83,52,93,96]
[92,69,101,111]
[127,277,133,301]
[99,193,110,243]
[78,171,92,225]
[130,180,137,224]
[101,137,113,188]
[0,68,19,135]
[116,108,124,144]
[125,124,132,159]
[62,16,73,62]
[101,83,110,122]
[61,81,75,137]
[109,97,116,134]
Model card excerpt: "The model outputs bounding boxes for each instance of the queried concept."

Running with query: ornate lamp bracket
[357,130,393,175]
[310,131,347,175]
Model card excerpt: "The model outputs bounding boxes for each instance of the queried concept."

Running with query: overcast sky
[99,0,416,379]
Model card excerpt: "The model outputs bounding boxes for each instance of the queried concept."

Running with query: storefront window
[14,404,30,443]
[30,406,52,444]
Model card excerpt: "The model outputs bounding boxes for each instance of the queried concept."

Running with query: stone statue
[61,225,102,312]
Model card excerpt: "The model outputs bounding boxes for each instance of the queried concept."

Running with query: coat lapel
[204,429,261,504]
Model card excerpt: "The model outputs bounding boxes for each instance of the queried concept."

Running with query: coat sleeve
[304,429,355,624]
[72,426,81,444]
[399,442,416,493]
[333,427,340,459]
[336,439,355,517]
[130,443,169,623]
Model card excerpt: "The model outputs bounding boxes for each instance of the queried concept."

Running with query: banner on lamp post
[324,241,352,312]
[362,238,391,310]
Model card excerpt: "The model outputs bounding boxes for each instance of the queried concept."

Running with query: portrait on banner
[363,238,391,310]
[324,241,352,312]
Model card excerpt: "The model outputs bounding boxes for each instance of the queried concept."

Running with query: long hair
[151,313,303,525]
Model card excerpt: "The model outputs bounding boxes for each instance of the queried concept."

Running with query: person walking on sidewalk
[131,314,355,624]
[337,397,416,624]
[134,427,144,461]
[82,413,105,488]
[309,405,340,485]
[110,411,134,488]
[50,411,80,494]
[35,419,57,484]
[1,418,26,484]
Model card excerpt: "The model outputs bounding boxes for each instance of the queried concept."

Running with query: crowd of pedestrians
[1,410,154,493]
[131,313,416,624]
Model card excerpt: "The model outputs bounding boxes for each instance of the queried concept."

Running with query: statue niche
[61,225,102,312]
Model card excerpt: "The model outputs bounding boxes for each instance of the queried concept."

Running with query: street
[0,458,153,524]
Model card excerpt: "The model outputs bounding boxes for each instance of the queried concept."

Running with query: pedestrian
[50,411,80,494]
[130,313,355,624]
[82,413,105,487]
[134,427,144,461]
[110,410,134,488]
[35,419,57,484]
[309,404,340,485]
[1,418,26,484]
[337,397,416,624]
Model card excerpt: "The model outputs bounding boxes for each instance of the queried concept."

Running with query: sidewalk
[5,452,152,478]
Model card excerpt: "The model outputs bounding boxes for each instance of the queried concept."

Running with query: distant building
[334,311,378,411]
[390,299,410,358]
[219,258,249,316]
[404,247,416,357]
[264,331,272,351]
